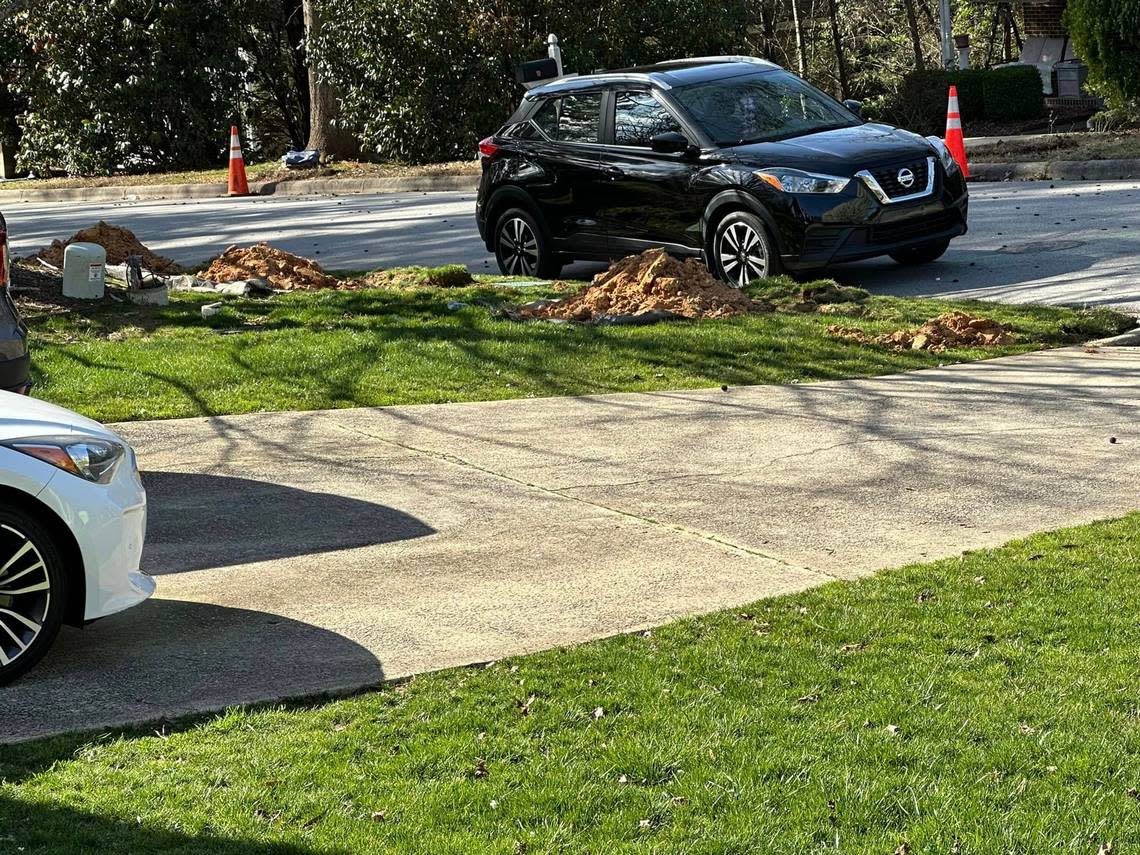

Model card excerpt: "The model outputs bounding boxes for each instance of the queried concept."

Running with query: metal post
[547,34,564,78]
[939,0,955,68]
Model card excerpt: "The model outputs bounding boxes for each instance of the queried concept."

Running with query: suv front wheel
[710,211,780,287]
[494,208,562,279]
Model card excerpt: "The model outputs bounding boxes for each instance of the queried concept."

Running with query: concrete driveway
[6,179,1140,311]
[4,344,1139,742]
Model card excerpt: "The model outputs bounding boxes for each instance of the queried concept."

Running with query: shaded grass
[22,280,1129,423]
[3,514,1140,852]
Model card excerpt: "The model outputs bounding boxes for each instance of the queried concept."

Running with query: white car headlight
[4,435,125,484]
[754,167,850,194]
[926,136,959,174]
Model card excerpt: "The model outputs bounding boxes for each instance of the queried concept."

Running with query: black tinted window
[531,94,602,143]
[614,91,683,146]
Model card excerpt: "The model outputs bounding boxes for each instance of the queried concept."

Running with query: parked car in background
[0,210,31,394]
[477,57,968,284]
[0,393,152,684]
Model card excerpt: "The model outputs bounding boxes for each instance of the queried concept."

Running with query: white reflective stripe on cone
[947,95,959,112]
[946,118,962,131]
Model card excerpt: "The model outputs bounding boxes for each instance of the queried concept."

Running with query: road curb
[970,158,1140,182]
[1,173,481,204]
[1088,326,1140,347]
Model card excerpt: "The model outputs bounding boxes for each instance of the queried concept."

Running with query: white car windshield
[672,70,860,147]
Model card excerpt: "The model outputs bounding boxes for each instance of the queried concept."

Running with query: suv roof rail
[654,55,781,70]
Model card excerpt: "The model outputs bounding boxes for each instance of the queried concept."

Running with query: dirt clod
[517,249,765,322]
[202,243,340,291]
[828,311,1014,352]
[36,221,177,273]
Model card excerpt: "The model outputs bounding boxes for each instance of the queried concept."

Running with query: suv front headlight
[3,435,125,484]
[926,136,959,175]
[754,167,850,194]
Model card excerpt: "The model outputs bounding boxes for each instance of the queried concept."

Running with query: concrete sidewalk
[5,346,1139,742]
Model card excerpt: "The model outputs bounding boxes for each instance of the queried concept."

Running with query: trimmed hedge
[871,66,1044,135]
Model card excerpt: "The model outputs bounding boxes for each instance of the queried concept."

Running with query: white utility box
[62,242,106,299]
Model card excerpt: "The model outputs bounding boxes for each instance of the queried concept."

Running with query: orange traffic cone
[228,125,250,196]
[944,86,969,178]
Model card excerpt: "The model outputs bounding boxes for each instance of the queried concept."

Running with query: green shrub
[310,0,752,164]
[981,65,1045,120]
[873,66,1043,134]
[1065,0,1140,101]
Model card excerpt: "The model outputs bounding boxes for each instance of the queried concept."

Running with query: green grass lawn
[23,280,1129,423]
[4,514,1139,852]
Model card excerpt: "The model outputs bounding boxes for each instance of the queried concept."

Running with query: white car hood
[0,390,121,443]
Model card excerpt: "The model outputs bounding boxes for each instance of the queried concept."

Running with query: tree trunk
[302,0,358,159]
[826,0,850,98]
[790,0,806,76]
[903,0,926,71]
[283,0,310,147]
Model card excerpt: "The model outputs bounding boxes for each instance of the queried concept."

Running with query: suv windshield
[671,70,860,146]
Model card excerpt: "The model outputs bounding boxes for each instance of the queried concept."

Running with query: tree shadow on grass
[0,793,348,855]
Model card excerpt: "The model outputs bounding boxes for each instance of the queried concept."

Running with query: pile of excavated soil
[517,249,765,322]
[37,221,177,273]
[829,311,1014,352]
[201,243,340,291]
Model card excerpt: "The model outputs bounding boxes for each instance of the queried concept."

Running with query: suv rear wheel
[0,507,68,686]
[494,208,562,279]
[711,211,780,286]
[889,238,950,266]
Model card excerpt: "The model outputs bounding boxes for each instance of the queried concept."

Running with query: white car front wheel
[0,508,68,685]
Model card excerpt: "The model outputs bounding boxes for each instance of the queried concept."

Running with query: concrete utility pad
[4,346,1139,742]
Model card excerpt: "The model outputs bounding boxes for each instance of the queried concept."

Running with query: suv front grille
[869,159,931,199]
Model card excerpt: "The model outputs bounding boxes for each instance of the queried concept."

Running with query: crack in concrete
[328,420,838,580]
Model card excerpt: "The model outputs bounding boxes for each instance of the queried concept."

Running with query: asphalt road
[5,344,1139,742]
[5,178,1140,311]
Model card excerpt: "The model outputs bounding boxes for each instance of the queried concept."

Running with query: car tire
[889,238,951,266]
[494,208,562,279]
[710,211,781,287]
[0,507,69,686]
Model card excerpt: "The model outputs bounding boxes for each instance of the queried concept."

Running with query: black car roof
[524,57,781,99]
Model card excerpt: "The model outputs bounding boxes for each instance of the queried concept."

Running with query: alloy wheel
[0,523,51,669]
[498,217,539,276]
[718,221,769,286]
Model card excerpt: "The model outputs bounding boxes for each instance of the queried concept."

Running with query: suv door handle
[604,167,625,179]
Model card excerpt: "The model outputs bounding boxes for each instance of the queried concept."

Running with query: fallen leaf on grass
[472,760,488,779]
[886,724,901,736]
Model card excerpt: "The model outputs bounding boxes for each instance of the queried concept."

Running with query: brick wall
[1021,0,1068,38]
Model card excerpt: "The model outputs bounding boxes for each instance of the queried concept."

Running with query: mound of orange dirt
[201,243,340,291]
[517,249,767,322]
[37,221,177,273]
[829,311,1014,352]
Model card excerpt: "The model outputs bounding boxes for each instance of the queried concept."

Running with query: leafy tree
[1065,0,1140,101]
[14,0,246,175]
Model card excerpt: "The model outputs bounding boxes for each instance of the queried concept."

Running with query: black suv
[476,57,968,284]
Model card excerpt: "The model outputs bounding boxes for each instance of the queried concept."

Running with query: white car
[0,391,152,684]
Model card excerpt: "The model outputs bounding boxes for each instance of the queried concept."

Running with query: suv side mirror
[650,131,691,155]
[843,99,864,119]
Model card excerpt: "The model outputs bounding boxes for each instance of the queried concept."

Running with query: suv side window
[613,91,684,147]
[532,94,602,143]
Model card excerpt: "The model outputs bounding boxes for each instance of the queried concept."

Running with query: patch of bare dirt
[36,221,178,273]
[517,249,769,322]
[828,311,1014,352]
[202,243,340,291]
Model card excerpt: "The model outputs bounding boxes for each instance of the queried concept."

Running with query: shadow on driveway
[142,471,436,574]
